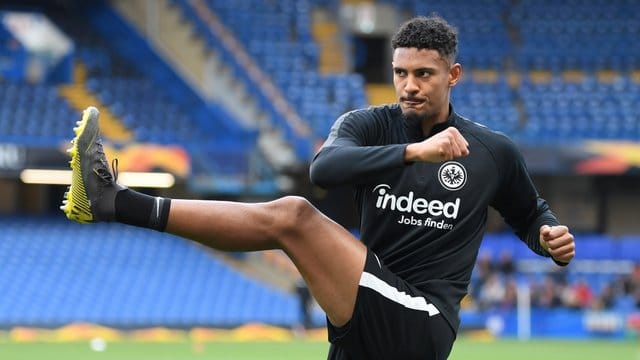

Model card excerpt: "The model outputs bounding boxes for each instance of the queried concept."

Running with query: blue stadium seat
[0,81,75,146]
[172,0,367,143]
[511,1,640,71]
[0,216,301,328]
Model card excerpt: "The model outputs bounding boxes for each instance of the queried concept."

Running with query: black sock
[115,189,172,232]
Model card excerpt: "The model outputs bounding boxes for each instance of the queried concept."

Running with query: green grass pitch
[1,338,637,359]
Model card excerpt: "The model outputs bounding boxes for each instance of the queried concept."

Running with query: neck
[421,106,450,137]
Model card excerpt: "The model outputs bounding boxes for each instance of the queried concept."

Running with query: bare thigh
[166,196,367,327]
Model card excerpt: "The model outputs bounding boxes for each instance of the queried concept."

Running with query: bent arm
[309,111,409,188]
[514,198,561,258]
[310,139,408,189]
[310,112,469,189]
[490,136,567,264]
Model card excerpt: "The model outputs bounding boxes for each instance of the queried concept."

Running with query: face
[392,48,461,123]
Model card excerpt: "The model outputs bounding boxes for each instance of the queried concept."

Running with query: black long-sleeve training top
[310,103,560,332]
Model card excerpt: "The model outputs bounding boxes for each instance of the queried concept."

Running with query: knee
[268,196,319,236]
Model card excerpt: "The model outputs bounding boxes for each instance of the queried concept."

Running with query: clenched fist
[404,127,470,163]
[539,225,575,264]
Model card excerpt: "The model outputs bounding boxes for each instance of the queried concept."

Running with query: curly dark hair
[391,15,458,64]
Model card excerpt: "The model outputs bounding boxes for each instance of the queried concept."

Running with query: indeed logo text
[373,184,460,219]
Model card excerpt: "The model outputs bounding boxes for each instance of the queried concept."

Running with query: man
[62,15,575,360]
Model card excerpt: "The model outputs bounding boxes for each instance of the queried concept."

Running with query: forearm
[513,198,570,266]
[521,208,560,257]
[404,142,424,162]
[310,144,408,188]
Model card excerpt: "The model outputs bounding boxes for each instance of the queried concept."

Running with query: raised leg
[167,196,367,327]
[61,106,366,327]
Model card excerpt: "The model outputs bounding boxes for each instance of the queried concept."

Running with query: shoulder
[323,104,401,145]
[340,103,401,124]
[332,104,402,136]
[457,113,525,173]
[456,114,519,153]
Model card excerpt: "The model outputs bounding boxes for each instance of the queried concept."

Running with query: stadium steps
[527,70,553,84]
[58,62,133,143]
[597,69,623,83]
[366,83,396,106]
[112,0,308,171]
[110,0,301,174]
[110,0,264,130]
[562,70,587,83]
[342,0,374,4]
[469,70,500,84]
[110,0,210,99]
[311,9,347,74]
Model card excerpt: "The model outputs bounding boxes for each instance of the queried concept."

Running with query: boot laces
[92,139,118,183]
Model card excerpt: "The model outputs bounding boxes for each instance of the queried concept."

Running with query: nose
[404,74,419,94]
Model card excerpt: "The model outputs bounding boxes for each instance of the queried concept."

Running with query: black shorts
[326,250,455,360]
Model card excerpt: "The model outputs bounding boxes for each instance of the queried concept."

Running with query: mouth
[401,97,426,107]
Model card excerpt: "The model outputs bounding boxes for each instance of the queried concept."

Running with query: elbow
[309,159,332,189]
[309,151,341,188]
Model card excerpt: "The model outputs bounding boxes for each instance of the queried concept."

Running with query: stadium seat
[0,216,301,328]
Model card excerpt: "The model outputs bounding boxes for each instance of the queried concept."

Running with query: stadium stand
[390,0,513,70]
[0,81,76,146]
[0,216,298,328]
[516,76,640,143]
[511,0,640,72]
[173,0,368,142]
[451,76,520,135]
[55,2,281,192]
[379,0,640,142]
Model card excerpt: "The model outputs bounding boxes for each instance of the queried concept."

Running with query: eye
[418,70,431,78]
[394,69,406,77]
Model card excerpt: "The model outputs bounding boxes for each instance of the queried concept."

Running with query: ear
[448,63,462,87]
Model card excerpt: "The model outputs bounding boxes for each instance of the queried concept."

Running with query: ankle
[115,189,171,231]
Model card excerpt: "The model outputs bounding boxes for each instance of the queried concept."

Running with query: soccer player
[62,15,575,360]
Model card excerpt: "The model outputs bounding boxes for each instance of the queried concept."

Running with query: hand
[539,225,575,264]
[404,127,469,163]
